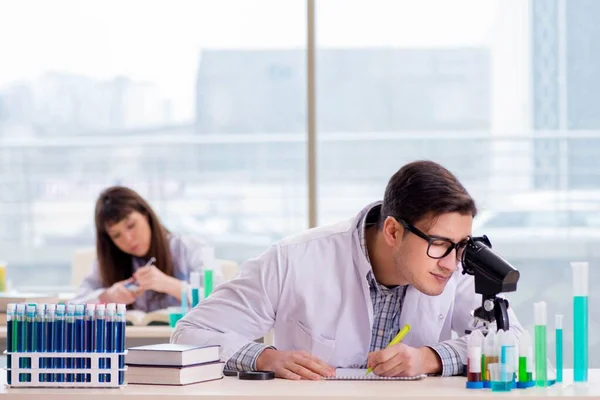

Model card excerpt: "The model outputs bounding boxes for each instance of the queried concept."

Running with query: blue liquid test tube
[65,304,76,383]
[190,271,201,307]
[54,304,66,383]
[45,304,56,383]
[181,285,188,315]
[6,303,15,385]
[116,304,126,385]
[75,304,85,383]
[106,304,116,383]
[25,304,36,383]
[35,304,45,383]
[502,330,516,391]
[555,314,564,383]
[95,304,106,383]
[571,262,588,383]
[84,304,96,382]
[491,330,513,392]
[15,304,26,383]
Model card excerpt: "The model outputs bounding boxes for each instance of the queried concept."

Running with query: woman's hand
[99,278,137,304]
[133,265,181,297]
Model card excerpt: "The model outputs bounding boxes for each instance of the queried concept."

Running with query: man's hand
[367,343,442,377]
[256,349,336,380]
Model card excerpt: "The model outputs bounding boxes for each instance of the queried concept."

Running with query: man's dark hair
[379,160,477,227]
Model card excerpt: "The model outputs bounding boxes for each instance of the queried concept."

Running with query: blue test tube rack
[3,303,127,388]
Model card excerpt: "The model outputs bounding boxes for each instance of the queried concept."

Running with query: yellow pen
[366,323,412,376]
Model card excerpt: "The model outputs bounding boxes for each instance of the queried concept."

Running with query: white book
[125,343,220,367]
[126,361,225,386]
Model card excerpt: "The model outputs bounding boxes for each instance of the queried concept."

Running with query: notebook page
[325,369,427,381]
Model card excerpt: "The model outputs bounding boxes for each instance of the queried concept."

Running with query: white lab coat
[172,202,523,369]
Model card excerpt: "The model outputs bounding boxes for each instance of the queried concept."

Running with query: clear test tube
[491,330,512,392]
[466,330,484,389]
[482,329,497,388]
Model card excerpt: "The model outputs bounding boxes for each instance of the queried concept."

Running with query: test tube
[482,329,497,388]
[116,304,126,385]
[571,261,588,383]
[96,304,106,383]
[106,303,116,383]
[508,329,521,388]
[491,330,512,392]
[66,304,75,383]
[75,304,85,383]
[517,330,534,388]
[45,304,56,383]
[55,304,66,383]
[15,304,26,383]
[203,247,215,298]
[534,301,547,387]
[501,330,515,391]
[35,305,45,383]
[466,330,484,389]
[190,271,201,307]
[181,284,188,315]
[25,304,36,383]
[6,303,15,385]
[84,304,96,382]
[555,314,564,383]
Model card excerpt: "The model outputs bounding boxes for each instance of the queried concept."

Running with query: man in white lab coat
[172,160,522,380]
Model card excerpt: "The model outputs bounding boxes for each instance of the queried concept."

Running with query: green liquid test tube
[534,301,547,387]
[204,269,213,299]
[203,247,216,299]
[518,330,533,384]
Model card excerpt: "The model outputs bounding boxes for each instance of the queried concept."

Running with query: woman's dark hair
[380,160,477,227]
[95,186,173,301]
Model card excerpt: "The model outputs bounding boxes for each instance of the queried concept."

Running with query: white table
[1,370,599,399]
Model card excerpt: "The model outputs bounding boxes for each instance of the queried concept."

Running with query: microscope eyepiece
[461,235,519,296]
[461,235,519,332]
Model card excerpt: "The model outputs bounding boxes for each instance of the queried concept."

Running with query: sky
[0,0,502,120]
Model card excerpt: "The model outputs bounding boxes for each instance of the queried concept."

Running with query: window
[2,0,600,368]
[0,0,307,289]
[316,0,600,367]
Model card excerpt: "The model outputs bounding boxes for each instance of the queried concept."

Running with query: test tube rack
[4,351,127,388]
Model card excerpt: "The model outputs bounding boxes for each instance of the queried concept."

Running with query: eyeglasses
[395,217,468,260]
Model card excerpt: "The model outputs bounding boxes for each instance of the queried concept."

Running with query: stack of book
[125,344,223,385]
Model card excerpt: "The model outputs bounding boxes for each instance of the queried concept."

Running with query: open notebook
[325,369,427,381]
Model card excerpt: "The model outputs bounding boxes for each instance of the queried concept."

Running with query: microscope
[461,235,520,333]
